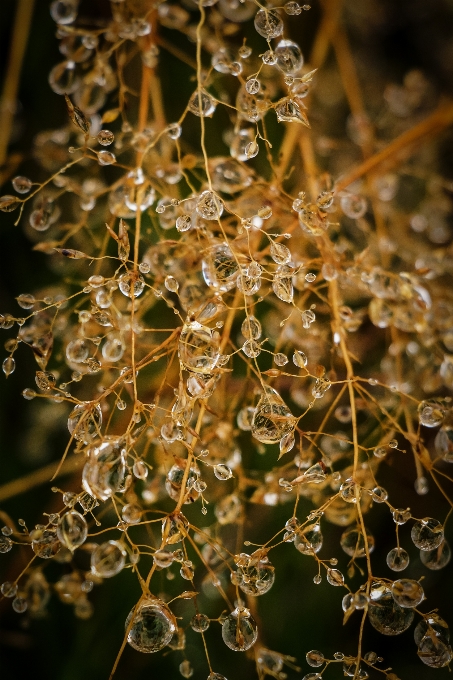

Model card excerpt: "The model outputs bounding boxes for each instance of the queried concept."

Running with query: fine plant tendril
[0,1,453,680]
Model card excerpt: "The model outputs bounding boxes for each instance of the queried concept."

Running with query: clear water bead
[254,9,284,39]
[190,613,210,632]
[12,176,32,194]
[188,90,216,117]
[369,587,414,635]
[246,78,260,94]
[326,568,344,586]
[242,315,262,340]
[284,1,302,14]
[373,446,387,458]
[392,508,411,524]
[294,523,323,555]
[196,191,224,220]
[133,460,148,479]
[214,464,233,480]
[306,650,324,667]
[167,123,182,139]
[275,40,303,75]
[82,436,127,501]
[91,540,126,577]
[411,518,444,550]
[179,322,220,373]
[293,350,308,368]
[0,536,12,553]
[420,540,451,570]
[222,607,258,651]
[98,150,116,166]
[50,0,78,25]
[126,599,176,653]
[391,579,424,608]
[118,273,145,298]
[12,597,28,613]
[68,402,102,443]
[97,129,114,146]
[234,555,275,596]
[340,526,375,558]
[2,357,15,377]
[251,386,294,444]
[340,194,367,219]
[414,614,450,646]
[386,547,409,571]
[1,581,18,598]
[179,660,193,678]
[31,527,60,559]
[57,511,88,550]
[122,504,142,524]
[418,398,445,427]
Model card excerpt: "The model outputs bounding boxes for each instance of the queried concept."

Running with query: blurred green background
[0,1,453,679]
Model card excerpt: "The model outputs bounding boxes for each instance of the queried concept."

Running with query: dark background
[0,1,453,679]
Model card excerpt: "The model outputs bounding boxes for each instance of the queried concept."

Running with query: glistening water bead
[57,511,88,551]
[386,547,410,571]
[91,540,126,577]
[368,587,414,635]
[391,579,424,608]
[221,607,258,651]
[126,600,176,653]
[411,517,444,550]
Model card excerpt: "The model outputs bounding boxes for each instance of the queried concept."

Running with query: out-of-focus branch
[0,0,35,167]
[0,456,81,503]
[335,100,453,192]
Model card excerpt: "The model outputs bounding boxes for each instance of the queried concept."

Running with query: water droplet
[91,540,126,577]
[326,568,344,586]
[68,402,102,443]
[179,322,220,373]
[202,243,238,291]
[188,90,216,117]
[391,579,424,608]
[294,523,323,555]
[57,511,88,550]
[368,585,414,635]
[254,9,284,39]
[1,581,18,598]
[275,39,303,75]
[214,464,233,480]
[82,436,127,501]
[98,150,116,166]
[12,176,32,194]
[340,193,367,219]
[420,540,451,570]
[340,526,375,558]
[386,547,409,571]
[418,399,446,428]
[12,597,28,613]
[2,357,15,377]
[411,518,444,550]
[126,599,176,652]
[251,386,294,444]
[222,606,258,651]
[306,650,324,667]
[191,613,210,632]
[196,191,224,220]
[97,129,114,146]
[118,272,145,298]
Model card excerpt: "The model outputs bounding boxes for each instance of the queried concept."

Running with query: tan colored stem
[0,455,81,503]
[0,0,35,166]
[336,100,453,191]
